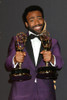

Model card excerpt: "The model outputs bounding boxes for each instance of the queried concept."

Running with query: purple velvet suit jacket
[5,33,63,100]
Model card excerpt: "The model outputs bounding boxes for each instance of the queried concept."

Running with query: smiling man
[5,5,63,100]
[25,10,44,34]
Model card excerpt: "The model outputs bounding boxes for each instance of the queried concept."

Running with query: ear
[25,22,28,28]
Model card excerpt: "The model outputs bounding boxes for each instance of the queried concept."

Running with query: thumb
[23,52,26,56]
[40,50,45,54]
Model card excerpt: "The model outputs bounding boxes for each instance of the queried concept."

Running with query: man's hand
[14,51,26,64]
[40,50,54,64]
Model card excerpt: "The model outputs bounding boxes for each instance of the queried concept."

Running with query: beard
[26,23,44,35]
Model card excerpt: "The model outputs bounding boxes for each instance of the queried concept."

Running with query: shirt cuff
[50,55,56,67]
[12,56,18,68]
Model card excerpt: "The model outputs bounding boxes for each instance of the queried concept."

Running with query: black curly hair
[22,5,44,24]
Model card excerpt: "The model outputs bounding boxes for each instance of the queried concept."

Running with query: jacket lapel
[25,36,35,66]
[37,44,44,66]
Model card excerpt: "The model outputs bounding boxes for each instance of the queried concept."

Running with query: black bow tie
[29,34,40,40]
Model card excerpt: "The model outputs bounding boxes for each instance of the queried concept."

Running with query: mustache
[32,24,43,28]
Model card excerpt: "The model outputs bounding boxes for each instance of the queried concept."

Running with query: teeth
[34,26,41,30]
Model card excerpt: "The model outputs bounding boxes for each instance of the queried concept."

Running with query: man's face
[25,10,44,34]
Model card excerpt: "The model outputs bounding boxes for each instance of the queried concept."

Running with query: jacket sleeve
[51,39,64,69]
[5,36,16,71]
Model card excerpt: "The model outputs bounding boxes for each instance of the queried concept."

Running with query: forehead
[26,11,43,19]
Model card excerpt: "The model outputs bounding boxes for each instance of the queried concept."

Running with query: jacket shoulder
[51,38,58,46]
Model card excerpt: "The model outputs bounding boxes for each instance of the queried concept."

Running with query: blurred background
[0,0,67,99]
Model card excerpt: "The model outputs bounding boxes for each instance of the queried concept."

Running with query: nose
[35,19,40,25]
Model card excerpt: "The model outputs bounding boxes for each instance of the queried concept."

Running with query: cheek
[28,22,35,28]
[40,20,44,24]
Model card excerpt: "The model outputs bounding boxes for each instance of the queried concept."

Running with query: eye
[30,19,34,22]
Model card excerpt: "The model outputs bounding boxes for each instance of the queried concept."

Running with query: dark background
[0,0,67,100]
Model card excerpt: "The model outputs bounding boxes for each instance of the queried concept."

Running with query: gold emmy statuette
[9,32,31,82]
[36,23,59,80]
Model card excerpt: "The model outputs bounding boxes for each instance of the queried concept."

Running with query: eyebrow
[29,16,42,20]
[29,17,34,20]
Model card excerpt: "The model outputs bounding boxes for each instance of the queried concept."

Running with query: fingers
[40,50,52,62]
[15,51,26,63]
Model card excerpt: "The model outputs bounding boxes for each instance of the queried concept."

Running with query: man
[5,5,63,100]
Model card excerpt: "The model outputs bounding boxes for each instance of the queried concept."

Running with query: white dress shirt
[29,31,41,66]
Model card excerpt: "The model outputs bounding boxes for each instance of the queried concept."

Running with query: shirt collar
[29,31,39,36]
